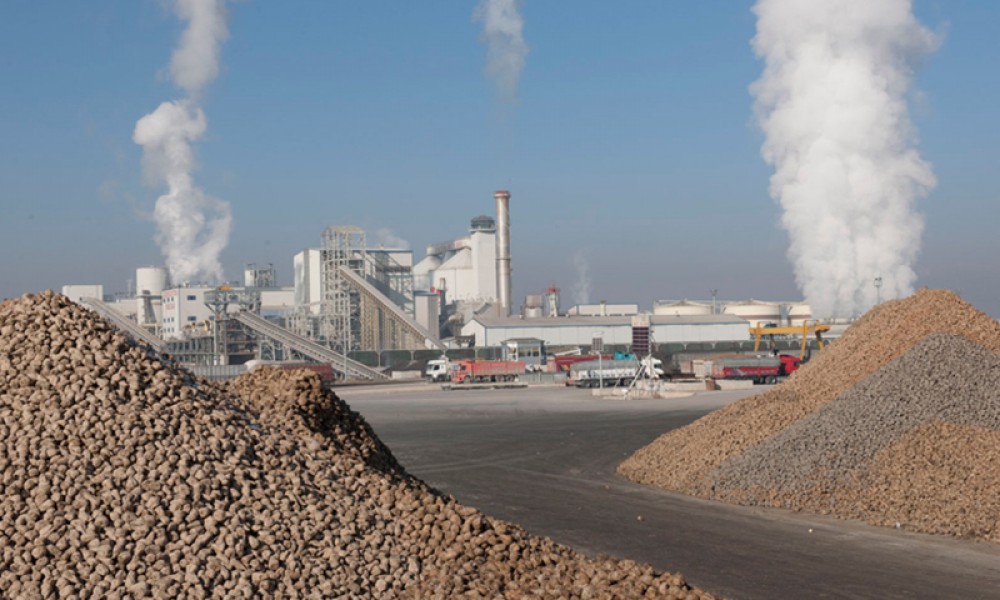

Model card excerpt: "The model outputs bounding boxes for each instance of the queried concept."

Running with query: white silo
[723,300,782,328]
[136,266,169,297]
[653,300,713,317]
[787,303,813,327]
[135,266,170,328]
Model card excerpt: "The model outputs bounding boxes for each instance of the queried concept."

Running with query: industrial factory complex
[61,190,827,381]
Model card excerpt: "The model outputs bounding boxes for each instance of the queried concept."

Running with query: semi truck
[568,356,664,388]
[451,359,525,384]
[710,354,801,384]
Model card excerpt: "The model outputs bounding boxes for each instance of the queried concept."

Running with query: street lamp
[874,276,883,305]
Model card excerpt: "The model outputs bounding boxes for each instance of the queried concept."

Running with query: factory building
[160,286,217,340]
[722,300,782,329]
[460,314,750,348]
[61,284,105,305]
[413,215,498,305]
[653,299,713,316]
[566,303,639,317]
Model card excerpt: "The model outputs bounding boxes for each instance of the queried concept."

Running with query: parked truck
[568,356,664,388]
[424,358,453,382]
[451,359,525,384]
[710,354,801,384]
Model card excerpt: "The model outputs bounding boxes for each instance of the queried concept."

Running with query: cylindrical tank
[136,266,169,297]
[723,300,781,328]
[653,300,713,317]
[524,307,543,319]
[787,303,813,326]
[495,190,512,317]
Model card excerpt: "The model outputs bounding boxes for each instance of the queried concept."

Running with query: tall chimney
[495,190,512,317]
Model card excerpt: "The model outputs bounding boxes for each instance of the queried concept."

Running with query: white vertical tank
[135,266,169,327]
[136,266,169,297]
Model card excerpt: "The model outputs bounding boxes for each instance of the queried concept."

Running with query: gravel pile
[619,289,1000,541]
[1,291,714,599]
[709,334,1000,539]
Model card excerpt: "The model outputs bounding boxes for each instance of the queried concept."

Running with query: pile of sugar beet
[0,292,714,599]
[621,289,1000,542]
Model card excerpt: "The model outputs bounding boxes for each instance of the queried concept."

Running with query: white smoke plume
[134,0,231,284]
[474,0,528,103]
[571,251,591,306]
[751,0,938,318]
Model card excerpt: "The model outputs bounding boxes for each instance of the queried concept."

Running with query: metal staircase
[232,311,388,380]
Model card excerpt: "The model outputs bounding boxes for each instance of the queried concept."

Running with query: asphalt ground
[341,384,1000,600]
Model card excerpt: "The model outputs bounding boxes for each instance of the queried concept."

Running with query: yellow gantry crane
[749,321,831,360]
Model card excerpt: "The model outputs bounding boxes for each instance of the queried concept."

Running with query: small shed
[501,337,547,369]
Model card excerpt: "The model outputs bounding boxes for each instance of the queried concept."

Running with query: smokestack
[495,190,512,317]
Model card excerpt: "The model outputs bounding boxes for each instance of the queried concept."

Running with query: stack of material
[620,289,1000,542]
[0,291,713,598]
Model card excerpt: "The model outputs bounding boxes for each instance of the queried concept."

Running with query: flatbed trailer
[440,382,529,391]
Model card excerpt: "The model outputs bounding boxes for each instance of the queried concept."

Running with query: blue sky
[2,1,999,316]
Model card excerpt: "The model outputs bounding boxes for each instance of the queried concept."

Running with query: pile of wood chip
[0,291,714,598]
[620,289,1000,541]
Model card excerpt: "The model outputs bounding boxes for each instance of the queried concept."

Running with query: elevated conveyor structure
[232,311,388,381]
[338,266,446,351]
[80,297,166,353]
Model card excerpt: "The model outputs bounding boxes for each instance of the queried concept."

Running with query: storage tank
[135,266,169,328]
[653,299,713,317]
[136,266,169,297]
[524,307,543,319]
[723,300,781,328]
[787,303,813,327]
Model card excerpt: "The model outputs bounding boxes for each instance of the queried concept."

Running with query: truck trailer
[451,359,525,384]
[710,354,801,384]
[568,356,664,388]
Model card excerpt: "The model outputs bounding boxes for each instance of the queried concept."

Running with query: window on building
[186,295,196,301]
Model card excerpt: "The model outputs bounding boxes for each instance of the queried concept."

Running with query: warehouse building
[460,314,750,348]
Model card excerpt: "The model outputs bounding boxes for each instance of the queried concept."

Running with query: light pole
[711,289,718,315]
[874,276,883,305]
[593,334,604,390]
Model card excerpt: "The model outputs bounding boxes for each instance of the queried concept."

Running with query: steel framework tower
[319,226,366,354]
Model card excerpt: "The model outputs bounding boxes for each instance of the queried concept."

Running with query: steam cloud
[134,0,231,284]
[572,251,591,306]
[371,228,411,250]
[474,0,528,102]
[751,0,938,318]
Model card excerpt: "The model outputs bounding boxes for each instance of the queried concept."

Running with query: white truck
[569,356,664,388]
[424,358,452,382]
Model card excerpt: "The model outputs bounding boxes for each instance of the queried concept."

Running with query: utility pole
[874,276,883,305]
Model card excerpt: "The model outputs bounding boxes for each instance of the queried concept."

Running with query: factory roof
[467,314,748,328]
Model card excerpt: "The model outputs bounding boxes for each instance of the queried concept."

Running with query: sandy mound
[620,290,1000,541]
